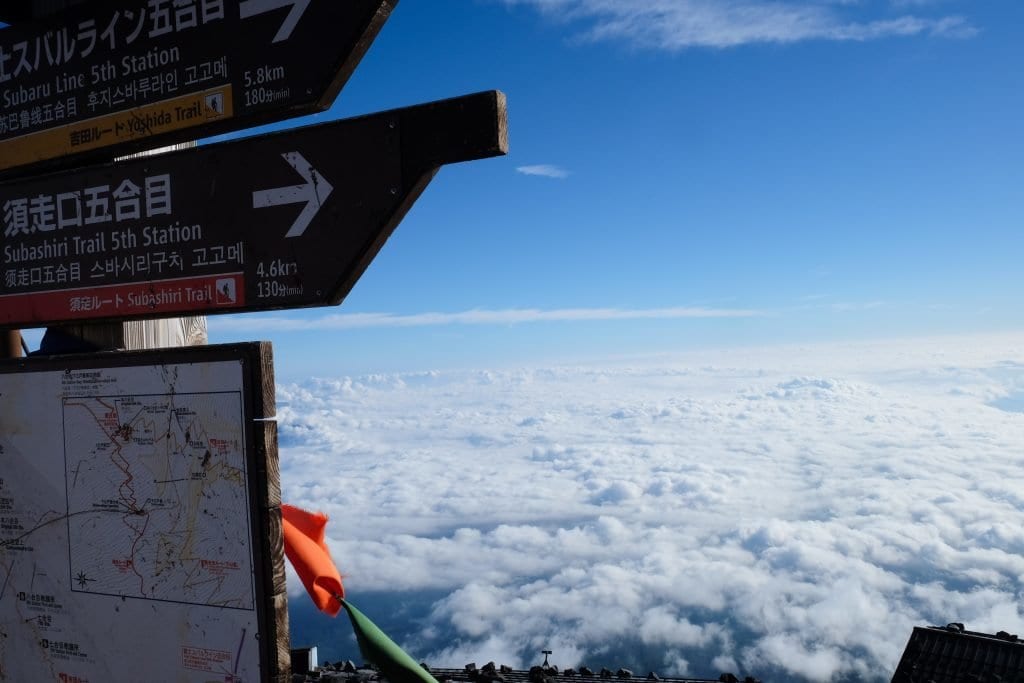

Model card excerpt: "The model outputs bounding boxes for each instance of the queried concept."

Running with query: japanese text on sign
[0,0,226,85]
[3,174,172,236]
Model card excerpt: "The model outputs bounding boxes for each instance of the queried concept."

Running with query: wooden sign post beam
[0,330,22,358]
[0,0,399,179]
[0,91,508,330]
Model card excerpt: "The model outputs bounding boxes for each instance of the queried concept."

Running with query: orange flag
[281,504,344,617]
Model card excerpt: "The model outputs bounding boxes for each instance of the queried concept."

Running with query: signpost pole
[115,143,207,349]
[0,330,22,358]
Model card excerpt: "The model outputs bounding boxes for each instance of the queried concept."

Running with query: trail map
[64,392,253,609]
[0,348,276,683]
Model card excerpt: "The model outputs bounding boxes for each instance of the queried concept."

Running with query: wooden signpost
[0,90,508,328]
[0,1,508,680]
[0,330,21,357]
[0,0,398,178]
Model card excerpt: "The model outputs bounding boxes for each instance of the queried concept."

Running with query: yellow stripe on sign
[0,85,234,172]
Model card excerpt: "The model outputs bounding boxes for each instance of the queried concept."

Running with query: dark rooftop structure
[294,654,762,683]
[891,623,1024,683]
[428,662,761,683]
[296,623,1024,683]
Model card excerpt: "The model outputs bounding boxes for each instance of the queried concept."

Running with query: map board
[0,0,397,178]
[0,343,288,682]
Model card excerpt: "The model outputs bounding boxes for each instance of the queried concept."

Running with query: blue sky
[24,0,1024,377]
[212,0,1023,380]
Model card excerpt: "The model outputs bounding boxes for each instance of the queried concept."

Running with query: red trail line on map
[65,398,152,594]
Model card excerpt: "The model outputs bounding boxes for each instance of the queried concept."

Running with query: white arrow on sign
[239,0,312,43]
[252,151,334,238]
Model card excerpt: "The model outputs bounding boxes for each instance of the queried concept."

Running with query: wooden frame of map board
[0,342,288,682]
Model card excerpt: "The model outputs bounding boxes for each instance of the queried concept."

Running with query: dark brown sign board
[0,6,33,23]
[0,0,397,179]
[0,89,508,328]
[0,342,288,682]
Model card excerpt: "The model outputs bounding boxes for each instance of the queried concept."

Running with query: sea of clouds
[276,333,1024,682]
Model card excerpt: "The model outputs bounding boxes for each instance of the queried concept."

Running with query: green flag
[341,599,440,683]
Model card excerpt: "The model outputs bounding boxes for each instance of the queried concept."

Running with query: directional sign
[252,151,333,238]
[0,0,397,178]
[0,90,508,328]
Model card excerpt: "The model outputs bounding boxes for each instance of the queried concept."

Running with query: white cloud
[517,164,571,179]
[830,300,887,312]
[499,0,977,49]
[279,332,1024,681]
[212,306,763,333]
